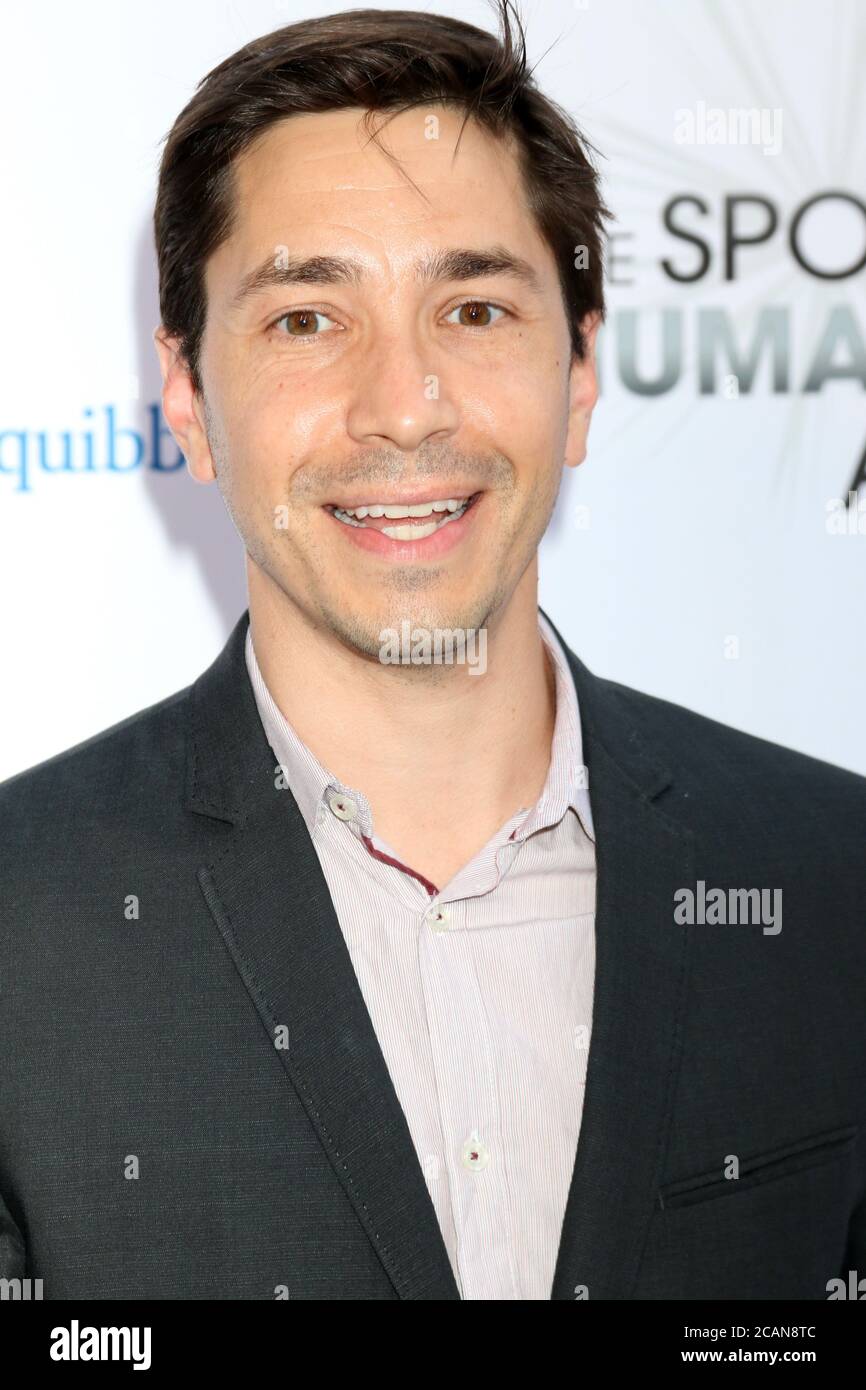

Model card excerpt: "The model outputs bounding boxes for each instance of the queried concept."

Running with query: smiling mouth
[323,492,483,541]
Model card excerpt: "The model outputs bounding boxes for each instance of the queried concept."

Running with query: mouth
[323,491,483,541]
[322,486,483,556]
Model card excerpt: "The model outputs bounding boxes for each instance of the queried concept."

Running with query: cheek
[501,344,567,427]
[243,358,348,458]
[469,373,565,473]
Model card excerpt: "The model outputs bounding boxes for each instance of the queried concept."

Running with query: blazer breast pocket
[658,1124,859,1211]
[635,1122,860,1299]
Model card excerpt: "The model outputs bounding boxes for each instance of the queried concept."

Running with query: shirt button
[426,905,451,931]
[461,1133,490,1171]
[327,791,357,821]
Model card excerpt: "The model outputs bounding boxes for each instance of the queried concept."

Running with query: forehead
[206,104,554,294]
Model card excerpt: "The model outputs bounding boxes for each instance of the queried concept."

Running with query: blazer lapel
[185,610,460,1300]
[185,605,693,1302]
[540,608,695,1300]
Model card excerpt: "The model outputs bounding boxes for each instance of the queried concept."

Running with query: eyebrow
[230,244,543,309]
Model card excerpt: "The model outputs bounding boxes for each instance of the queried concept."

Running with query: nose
[344,325,460,452]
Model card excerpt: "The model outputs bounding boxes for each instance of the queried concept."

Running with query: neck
[246,559,557,867]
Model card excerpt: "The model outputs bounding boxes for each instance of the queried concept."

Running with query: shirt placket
[418,891,520,1300]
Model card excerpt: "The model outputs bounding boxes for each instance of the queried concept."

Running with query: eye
[271,309,341,338]
[443,300,508,328]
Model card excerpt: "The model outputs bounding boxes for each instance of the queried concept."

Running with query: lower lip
[323,494,484,560]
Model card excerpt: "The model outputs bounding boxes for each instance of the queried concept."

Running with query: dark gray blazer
[2,607,865,1300]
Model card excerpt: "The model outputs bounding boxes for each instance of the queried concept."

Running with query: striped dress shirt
[244,610,596,1300]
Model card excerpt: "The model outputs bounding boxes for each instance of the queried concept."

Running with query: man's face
[158,104,599,659]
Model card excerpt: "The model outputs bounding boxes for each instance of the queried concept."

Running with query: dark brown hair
[154,2,611,392]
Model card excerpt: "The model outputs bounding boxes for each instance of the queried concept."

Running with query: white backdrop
[1,0,864,780]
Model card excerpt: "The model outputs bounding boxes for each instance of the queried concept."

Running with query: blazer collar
[186,607,692,1300]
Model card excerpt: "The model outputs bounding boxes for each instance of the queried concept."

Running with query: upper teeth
[335,497,469,519]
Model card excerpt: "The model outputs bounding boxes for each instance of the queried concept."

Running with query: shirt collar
[532,610,594,842]
[244,610,594,846]
[244,626,348,841]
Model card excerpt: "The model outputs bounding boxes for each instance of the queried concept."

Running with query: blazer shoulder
[0,683,192,833]
[596,673,866,809]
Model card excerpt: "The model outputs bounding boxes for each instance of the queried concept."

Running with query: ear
[563,310,601,471]
[152,327,216,484]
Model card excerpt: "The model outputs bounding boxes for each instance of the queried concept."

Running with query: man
[1,3,865,1302]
